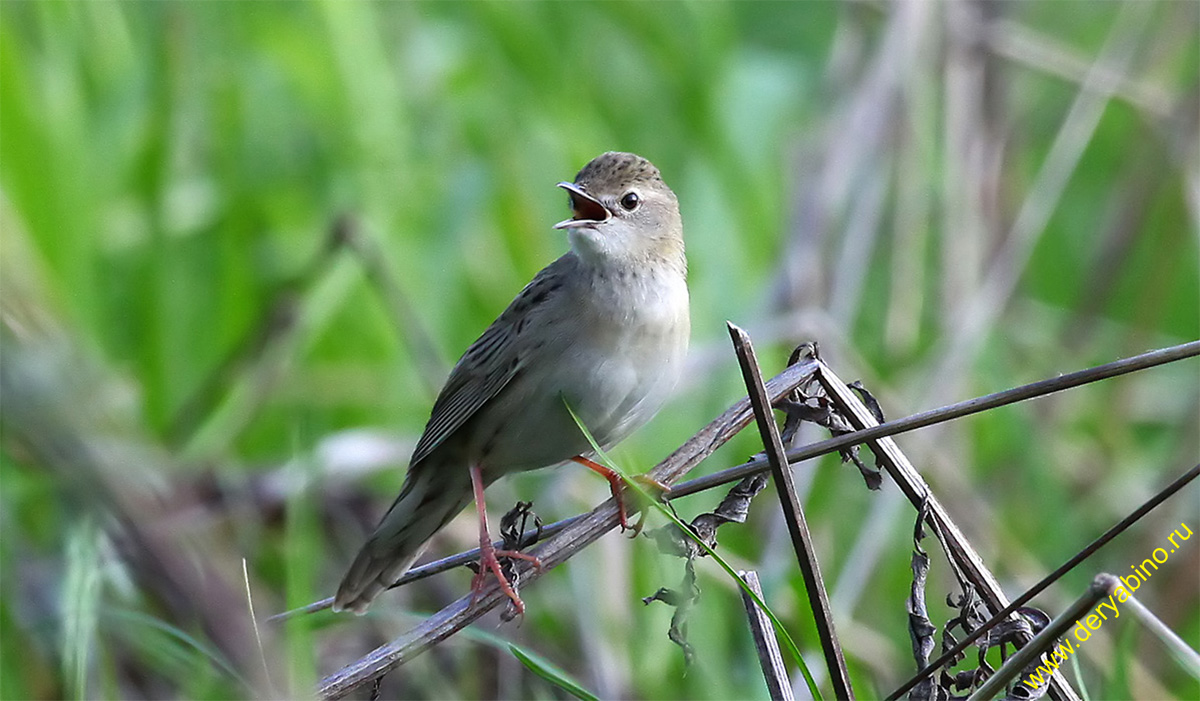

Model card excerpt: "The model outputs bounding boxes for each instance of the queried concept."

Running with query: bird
[333,151,690,615]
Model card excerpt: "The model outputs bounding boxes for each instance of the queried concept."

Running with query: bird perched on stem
[334,152,690,615]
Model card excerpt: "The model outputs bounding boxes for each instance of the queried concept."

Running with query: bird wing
[407,257,569,467]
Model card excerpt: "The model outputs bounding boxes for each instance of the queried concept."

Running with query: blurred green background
[2,1,1197,699]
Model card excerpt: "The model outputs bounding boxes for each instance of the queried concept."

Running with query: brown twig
[668,340,1200,500]
[812,363,1079,701]
[887,461,1200,700]
[738,570,796,701]
[966,574,1119,701]
[316,358,821,699]
[729,323,854,699]
[267,514,586,623]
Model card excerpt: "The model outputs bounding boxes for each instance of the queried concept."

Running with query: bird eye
[620,192,640,211]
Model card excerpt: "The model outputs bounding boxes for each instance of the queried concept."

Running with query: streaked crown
[573,152,664,193]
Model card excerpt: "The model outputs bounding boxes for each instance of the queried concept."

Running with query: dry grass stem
[889,462,1200,699]
[730,324,854,699]
[966,575,1118,701]
[669,341,1200,500]
[738,570,796,701]
[813,362,1078,701]
[277,342,1197,628]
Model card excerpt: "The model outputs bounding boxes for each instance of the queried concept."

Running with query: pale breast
[464,267,689,474]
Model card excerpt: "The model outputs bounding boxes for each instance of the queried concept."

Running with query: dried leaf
[992,609,1052,701]
[500,501,542,550]
[908,503,941,701]
[773,382,884,491]
[848,380,885,423]
[932,565,1054,699]
[647,474,770,560]
[642,474,772,667]
[642,559,700,667]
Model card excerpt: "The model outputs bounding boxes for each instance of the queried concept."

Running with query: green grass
[2,1,1197,699]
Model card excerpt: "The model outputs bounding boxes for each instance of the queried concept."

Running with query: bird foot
[469,464,543,616]
[572,456,666,537]
[469,542,543,615]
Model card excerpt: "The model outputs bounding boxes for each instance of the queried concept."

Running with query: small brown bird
[333,152,690,614]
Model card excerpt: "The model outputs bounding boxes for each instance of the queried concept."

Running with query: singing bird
[333,152,690,614]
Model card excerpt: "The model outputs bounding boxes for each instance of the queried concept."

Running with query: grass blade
[62,519,101,701]
[564,400,821,700]
[508,643,599,701]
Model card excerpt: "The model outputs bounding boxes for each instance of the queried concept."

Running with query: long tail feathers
[333,469,472,614]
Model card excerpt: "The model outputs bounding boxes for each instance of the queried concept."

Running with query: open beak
[553,182,610,230]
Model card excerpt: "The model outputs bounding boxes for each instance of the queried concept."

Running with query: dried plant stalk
[730,324,854,699]
[813,363,1080,701]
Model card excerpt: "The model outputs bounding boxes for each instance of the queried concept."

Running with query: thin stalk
[738,570,796,701]
[888,462,1200,700]
[669,341,1200,500]
[563,401,823,701]
[276,342,1198,624]
[967,575,1117,701]
[728,322,854,699]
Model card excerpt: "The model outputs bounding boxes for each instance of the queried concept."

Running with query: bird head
[554,152,684,273]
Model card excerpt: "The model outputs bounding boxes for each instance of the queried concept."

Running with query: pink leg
[572,456,633,530]
[469,465,542,615]
[571,456,667,536]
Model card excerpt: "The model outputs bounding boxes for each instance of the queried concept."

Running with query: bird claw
[624,508,649,538]
[570,456,671,536]
[470,546,543,616]
[619,474,668,537]
[621,475,671,537]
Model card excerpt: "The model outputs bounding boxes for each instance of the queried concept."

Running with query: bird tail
[333,466,473,614]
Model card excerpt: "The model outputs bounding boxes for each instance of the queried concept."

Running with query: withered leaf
[642,559,700,667]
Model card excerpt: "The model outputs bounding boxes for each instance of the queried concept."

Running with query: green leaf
[508,643,599,701]
[62,519,102,701]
